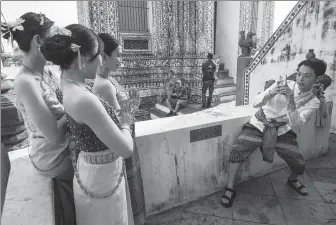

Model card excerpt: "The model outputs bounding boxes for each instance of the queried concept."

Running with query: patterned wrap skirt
[73,150,134,225]
[125,140,146,225]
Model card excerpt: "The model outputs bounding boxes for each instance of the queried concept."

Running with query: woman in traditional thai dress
[40,24,135,225]
[1,13,75,224]
[92,33,146,225]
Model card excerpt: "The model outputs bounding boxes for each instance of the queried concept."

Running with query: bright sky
[273,1,298,32]
[1,1,298,51]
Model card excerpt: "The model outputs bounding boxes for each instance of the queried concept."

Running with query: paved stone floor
[145,134,336,225]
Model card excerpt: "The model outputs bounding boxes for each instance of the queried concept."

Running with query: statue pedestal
[236,57,253,106]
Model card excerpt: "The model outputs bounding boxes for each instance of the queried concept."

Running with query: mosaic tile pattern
[77,1,219,120]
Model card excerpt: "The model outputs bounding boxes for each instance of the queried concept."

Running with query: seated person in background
[166,80,188,116]
[165,70,178,97]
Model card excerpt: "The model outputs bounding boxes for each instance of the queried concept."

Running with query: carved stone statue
[239,31,257,57]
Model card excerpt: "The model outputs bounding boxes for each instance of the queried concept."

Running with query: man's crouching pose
[221,57,328,208]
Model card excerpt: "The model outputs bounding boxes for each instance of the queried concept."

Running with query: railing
[243,1,308,105]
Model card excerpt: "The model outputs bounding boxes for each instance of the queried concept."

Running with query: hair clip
[70,43,82,69]
[48,25,72,37]
[39,13,44,26]
[70,43,81,52]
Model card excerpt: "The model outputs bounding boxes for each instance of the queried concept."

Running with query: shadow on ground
[145,134,336,225]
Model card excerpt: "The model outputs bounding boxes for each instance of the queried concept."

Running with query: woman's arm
[14,77,66,144]
[93,81,121,111]
[73,93,134,158]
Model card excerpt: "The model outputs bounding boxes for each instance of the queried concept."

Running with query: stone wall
[245,1,336,133]
[135,100,332,216]
[2,100,332,222]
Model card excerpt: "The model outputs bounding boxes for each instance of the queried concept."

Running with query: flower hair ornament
[48,25,72,37]
[70,43,83,69]
[1,12,25,48]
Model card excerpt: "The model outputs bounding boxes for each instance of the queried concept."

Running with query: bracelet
[121,125,132,134]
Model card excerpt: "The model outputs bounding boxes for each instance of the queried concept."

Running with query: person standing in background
[201,53,216,108]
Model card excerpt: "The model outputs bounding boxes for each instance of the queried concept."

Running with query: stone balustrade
[1,100,332,224]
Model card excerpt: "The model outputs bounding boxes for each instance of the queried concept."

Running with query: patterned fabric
[254,108,287,162]
[313,74,332,128]
[109,76,129,102]
[73,150,134,225]
[107,76,146,225]
[230,123,305,174]
[40,70,64,120]
[250,80,320,136]
[67,90,122,155]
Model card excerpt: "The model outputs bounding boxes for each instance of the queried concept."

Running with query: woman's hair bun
[40,35,75,66]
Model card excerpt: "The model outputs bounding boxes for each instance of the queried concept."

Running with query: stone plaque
[190,125,222,143]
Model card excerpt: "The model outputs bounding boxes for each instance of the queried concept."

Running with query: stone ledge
[1,148,54,225]
[135,101,333,216]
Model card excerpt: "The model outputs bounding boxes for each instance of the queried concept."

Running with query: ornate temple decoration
[239,1,253,36]
[151,1,215,57]
[243,1,308,105]
[120,33,152,54]
[239,1,275,53]
[77,1,120,40]
[260,1,274,48]
[77,1,218,121]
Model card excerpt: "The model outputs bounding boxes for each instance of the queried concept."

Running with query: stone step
[215,84,236,94]
[155,103,183,116]
[216,77,235,85]
[152,99,236,119]
[150,108,166,119]
[219,94,236,103]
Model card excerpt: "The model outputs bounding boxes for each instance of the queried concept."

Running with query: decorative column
[238,1,274,51]
[260,1,274,47]
[77,1,120,41]
[152,1,215,57]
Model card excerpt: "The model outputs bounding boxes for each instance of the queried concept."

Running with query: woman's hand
[129,88,141,109]
[119,100,137,127]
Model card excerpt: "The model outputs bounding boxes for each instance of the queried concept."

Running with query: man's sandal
[287,178,308,196]
[221,187,236,208]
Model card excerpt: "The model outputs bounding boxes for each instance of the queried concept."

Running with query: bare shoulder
[14,73,41,98]
[95,78,114,89]
[68,90,105,121]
